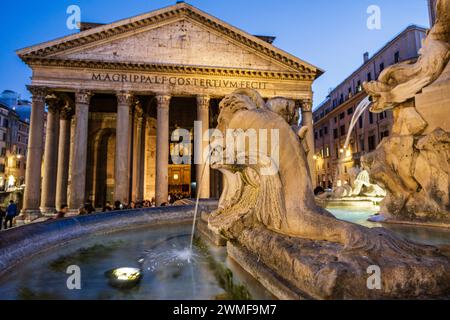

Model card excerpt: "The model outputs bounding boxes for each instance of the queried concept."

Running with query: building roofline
[314,24,427,112]
[314,91,366,126]
[16,2,323,78]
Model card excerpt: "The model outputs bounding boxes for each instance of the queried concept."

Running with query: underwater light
[113,268,141,281]
[105,267,142,288]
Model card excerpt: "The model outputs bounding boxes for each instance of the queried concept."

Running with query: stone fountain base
[373,214,450,229]
[197,211,227,246]
[227,242,310,300]
[316,196,383,209]
[226,226,450,300]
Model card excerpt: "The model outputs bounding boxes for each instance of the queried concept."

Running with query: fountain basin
[0,205,274,300]
[316,194,383,210]
[0,206,196,278]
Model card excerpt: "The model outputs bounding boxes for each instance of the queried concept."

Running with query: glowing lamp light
[105,267,142,289]
[7,175,15,188]
[313,155,318,160]
[339,148,344,154]
[113,268,140,281]
[173,174,179,181]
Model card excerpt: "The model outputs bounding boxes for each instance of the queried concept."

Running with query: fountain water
[330,96,371,187]
[139,140,215,268]
[343,95,371,150]
[190,162,209,251]
[326,96,387,198]
[142,236,199,271]
[190,146,217,251]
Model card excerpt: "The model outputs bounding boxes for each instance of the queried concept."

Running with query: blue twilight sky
[0,0,430,109]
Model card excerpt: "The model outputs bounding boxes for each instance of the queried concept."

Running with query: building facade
[0,91,31,193]
[313,25,426,188]
[17,3,322,217]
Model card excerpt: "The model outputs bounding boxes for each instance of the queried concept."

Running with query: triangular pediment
[17,3,323,78]
[56,18,295,72]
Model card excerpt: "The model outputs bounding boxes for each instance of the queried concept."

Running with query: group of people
[103,199,157,212]
[54,199,159,219]
[0,190,195,227]
[55,201,96,219]
[103,194,190,211]
[0,193,194,227]
[0,190,197,230]
[168,192,191,204]
[0,200,19,230]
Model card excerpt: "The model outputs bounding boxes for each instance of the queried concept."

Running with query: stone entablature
[25,58,317,81]
[29,66,312,99]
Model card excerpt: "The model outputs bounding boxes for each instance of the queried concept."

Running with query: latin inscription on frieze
[92,73,267,90]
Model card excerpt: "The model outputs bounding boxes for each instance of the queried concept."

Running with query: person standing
[84,201,96,214]
[0,207,5,230]
[55,204,69,219]
[78,206,87,216]
[4,200,18,229]
[102,201,113,212]
[113,201,121,211]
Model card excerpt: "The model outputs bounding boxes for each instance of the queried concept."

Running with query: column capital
[116,91,136,107]
[60,105,74,120]
[197,95,210,110]
[300,99,313,112]
[58,94,75,120]
[46,94,62,114]
[156,94,171,109]
[27,85,47,103]
[75,90,93,105]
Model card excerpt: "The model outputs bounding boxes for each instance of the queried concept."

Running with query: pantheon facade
[17,3,322,217]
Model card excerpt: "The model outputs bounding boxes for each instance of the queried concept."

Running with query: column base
[40,207,57,217]
[19,209,42,223]
[67,209,82,217]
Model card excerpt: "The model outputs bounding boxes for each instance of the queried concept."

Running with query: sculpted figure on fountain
[363,0,450,222]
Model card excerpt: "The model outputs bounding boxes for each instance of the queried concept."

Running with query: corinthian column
[40,95,61,214]
[132,104,144,203]
[301,99,316,187]
[68,90,92,210]
[55,104,73,211]
[155,94,171,206]
[21,86,47,219]
[115,91,134,204]
[138,118,146,202]
[196,95,210,199]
